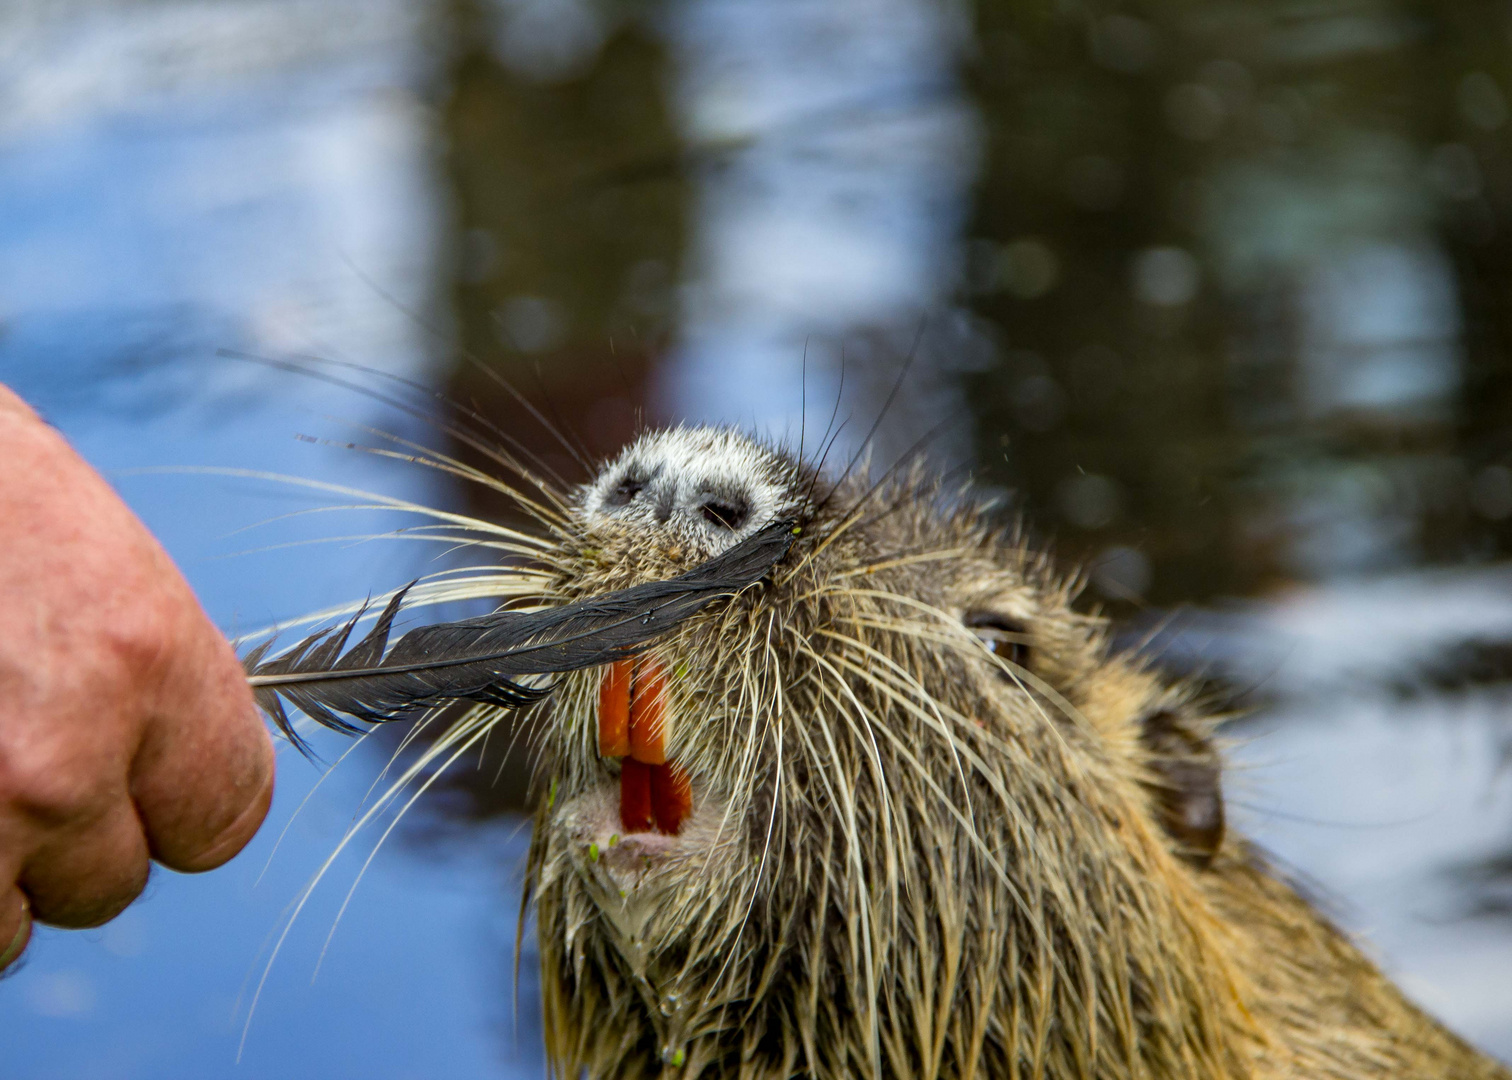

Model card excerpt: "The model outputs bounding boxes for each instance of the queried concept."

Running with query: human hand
[0,385,274,972]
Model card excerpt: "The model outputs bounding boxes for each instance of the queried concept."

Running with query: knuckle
[75,866,150,929]
[27,854,149,930]
[98,593,182,689]
[0,736,117,828]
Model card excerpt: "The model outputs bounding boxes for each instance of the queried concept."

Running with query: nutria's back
[520,426,1509,1079]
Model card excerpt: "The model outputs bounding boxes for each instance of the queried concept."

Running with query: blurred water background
[2,0,1512,1076]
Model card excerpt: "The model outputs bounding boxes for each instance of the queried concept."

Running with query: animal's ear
[1138,710,1225,868]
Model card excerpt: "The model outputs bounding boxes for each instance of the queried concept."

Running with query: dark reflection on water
[961,1,1512,609]
[434,0,1512,614]
[442,0,686,481]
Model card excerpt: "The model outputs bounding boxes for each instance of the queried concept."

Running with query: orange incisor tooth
[619,758,655,832]
[649,762,692,835]
[628,655,669,765]
[611,655,688,835]
[598,659,632,758]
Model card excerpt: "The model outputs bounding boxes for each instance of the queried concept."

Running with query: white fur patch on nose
[581,427,803,554]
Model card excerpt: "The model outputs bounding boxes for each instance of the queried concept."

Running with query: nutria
[255,424,1512,1079]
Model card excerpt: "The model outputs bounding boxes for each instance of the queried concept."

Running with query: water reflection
[0,3,539,1078]
[4,0,1512,1073]
[443,0,979,472]
[962,0,1512,606]
[658,0,975,451]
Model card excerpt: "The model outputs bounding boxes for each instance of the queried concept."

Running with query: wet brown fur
[504,428,1511,1080]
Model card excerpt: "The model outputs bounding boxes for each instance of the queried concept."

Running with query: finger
[130,610,275,874]
[0,889,30,973]
[19,802,150,928]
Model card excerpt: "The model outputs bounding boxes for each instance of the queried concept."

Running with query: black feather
[245,519,796,754]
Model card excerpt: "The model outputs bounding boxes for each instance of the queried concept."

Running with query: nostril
[699,498,749,530]
[604,476,645,508]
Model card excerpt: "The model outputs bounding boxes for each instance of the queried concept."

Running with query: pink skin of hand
[0,385,274,971]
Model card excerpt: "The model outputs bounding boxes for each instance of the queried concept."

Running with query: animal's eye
[699,496,749,531]
[604,474,646,508]
[963,611,1031,673]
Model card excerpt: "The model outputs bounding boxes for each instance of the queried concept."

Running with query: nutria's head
[527,426,1247,1080]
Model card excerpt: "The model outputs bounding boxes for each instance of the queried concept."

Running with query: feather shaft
[244,519,795,752]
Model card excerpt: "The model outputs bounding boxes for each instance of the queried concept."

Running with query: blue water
[0,401,545,1080]
[1,380,548,1080]
[0,10,542,1076]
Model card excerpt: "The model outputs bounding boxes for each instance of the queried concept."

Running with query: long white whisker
[123,466,553,546]
[313,711,499,977]
[254,731,376,888]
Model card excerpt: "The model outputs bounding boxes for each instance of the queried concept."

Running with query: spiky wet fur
[328,424,1509,1080]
